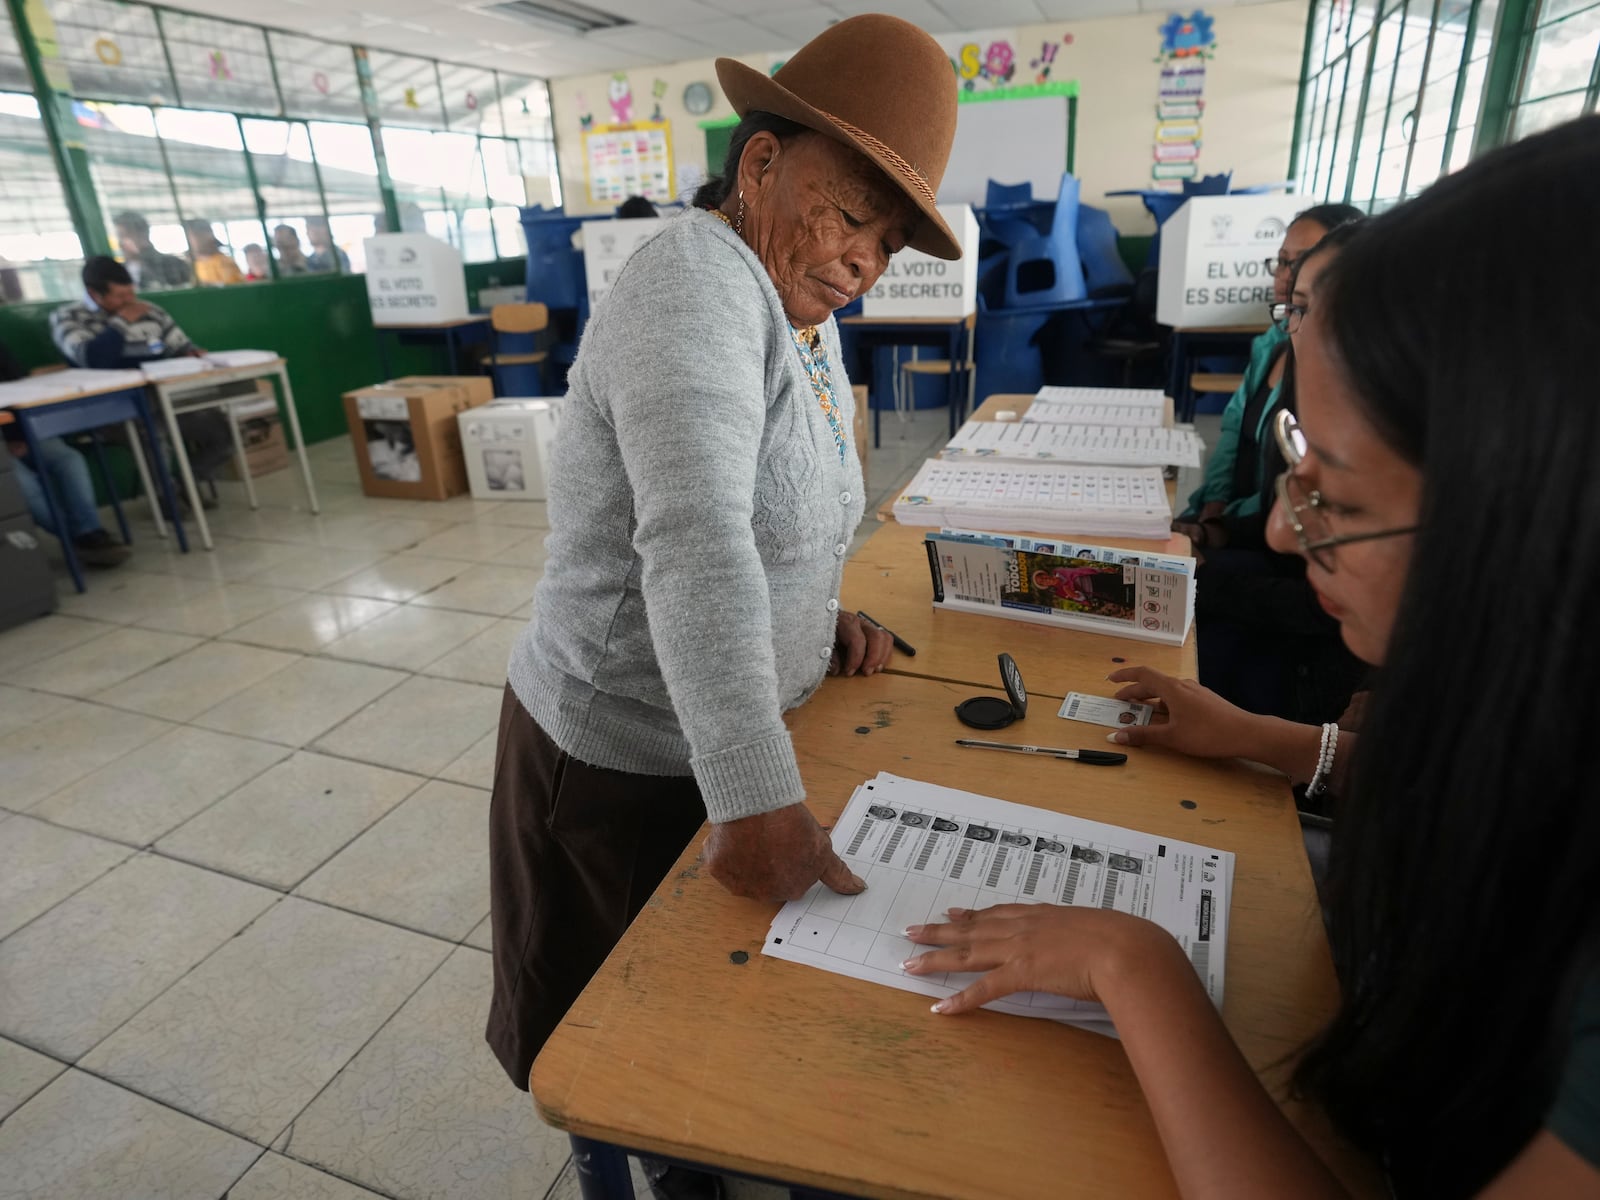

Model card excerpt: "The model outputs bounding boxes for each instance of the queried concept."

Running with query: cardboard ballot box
[224,383,288,480]
[459,398,561,501]
[342,375,493,501]
[1155,193,1311,327]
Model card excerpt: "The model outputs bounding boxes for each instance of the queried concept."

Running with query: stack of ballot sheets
[892,459,1173,540]
[1023,386,1169,428]
[764,773,1234,1036]
[940,419,1205,469]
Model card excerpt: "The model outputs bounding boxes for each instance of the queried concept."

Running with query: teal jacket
[1182,323,1290,520]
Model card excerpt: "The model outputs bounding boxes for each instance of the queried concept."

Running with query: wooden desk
[145,357,319,550]
[532,671,1378,1199]
[839,313,977,442]
[373,314,491,378]
[1,372,189,591]
[845,520,1196,696]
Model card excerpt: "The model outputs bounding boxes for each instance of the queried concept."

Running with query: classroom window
[366,49,447,131]
[0,92,85,303]
[241,118,329,279]
[307,121,382,274]
[76,102,190,286]
[158,9,279,116]
[1506,0,1600,137]
[271,32,365,124]
[42,0,176,105]
[153,106,264,282]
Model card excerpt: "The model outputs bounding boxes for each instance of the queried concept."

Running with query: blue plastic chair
[1075,205,1135,298]
[984,179,1033,211]
[974,292,1054,401]
[1002,173,1087,309]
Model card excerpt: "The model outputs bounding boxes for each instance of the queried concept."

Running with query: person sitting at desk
[1173,202,1363,551]
[0,339,129,567]
[184,219,245,286]
[906,116,1600,1200]
[486,9,960,1163]
[51,256,233,501]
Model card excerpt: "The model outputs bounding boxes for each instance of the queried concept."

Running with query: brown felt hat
[715,14,962,260]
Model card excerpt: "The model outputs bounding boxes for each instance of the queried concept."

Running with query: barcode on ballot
[1061,861,1082,904]
[984,848,1008,888]
[1099,870,1121,909]
[951,841,972,879]
[878,825,907,863]
[1023,855,1044,895]
[845,819,875,856]
[1189,940,1210,979]
[913,835,938,871]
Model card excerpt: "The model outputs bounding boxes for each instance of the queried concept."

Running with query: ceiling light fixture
[481,0,630,35]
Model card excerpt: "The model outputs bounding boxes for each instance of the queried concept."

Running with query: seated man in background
[1,338,129,567]
[50,256,234,504]
[305,217,350,274]
[113,211,192,291]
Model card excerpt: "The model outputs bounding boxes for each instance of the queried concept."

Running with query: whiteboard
[936,96,1069,207]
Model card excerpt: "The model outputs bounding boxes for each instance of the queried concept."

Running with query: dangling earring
[735,189,746,236]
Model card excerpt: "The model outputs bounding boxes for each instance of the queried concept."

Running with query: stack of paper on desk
[764,773,1234,1035]
[1024,387,1168,428]
[205,348,277,368]
[940,419,1205,469]
[0,369,145,408]
[139,349,276,380]
[891,460,1173,540]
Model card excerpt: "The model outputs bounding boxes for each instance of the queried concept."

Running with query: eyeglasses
[1269,300,1309,333]
[1272,409,1417,571]
[1265,253,1301,276]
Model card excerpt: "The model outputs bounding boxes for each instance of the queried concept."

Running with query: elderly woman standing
[487,14,962,1093]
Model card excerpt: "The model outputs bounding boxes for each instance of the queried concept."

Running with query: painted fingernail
[1107,731,1128,744]
[931,1000,950,1014]
[901,958,917,970]
[903,925,921,937]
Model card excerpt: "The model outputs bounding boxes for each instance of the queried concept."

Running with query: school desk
[530,670,1380,1199]
[0,373,188,592]
[144,356,319,550]
[839,313,977,444]
[373,314,491,379]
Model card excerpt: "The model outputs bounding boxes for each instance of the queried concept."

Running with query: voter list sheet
[764,773,1234,1035]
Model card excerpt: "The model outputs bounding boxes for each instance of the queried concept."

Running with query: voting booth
[862,204,979,318]
[1155,194,1311,328]
[459,398,561,501]
[362,234,470,325]
[581,218,664,313]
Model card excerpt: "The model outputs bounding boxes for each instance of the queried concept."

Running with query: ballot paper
[204,348,278,368]
[940,420,1205,469]
[892,461,1173,541]
[1025,387,1168,429]
[139,349,277,380]
[764,773,1233,1034]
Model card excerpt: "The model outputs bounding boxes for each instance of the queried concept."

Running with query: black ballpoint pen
[856,610,916,657]
[955,738,1127,766]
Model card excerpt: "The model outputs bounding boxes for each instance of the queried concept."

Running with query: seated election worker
[906,116,1600,1200]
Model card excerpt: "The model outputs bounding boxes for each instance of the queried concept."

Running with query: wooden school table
[0,372,189,593]
[839,313,977,443]
[531,670,1380,1199]
[144,356,320,551]
[373,314,491,379]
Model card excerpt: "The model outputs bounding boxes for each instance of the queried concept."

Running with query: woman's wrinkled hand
[901,904,1173,1015]
[1105,665,1267,759]
[829,610,893,676]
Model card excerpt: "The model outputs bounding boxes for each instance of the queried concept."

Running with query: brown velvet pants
[485,685,706,1091]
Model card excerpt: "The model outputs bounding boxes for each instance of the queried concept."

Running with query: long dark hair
[1291,115,1600,1195]
[691,111,809,209]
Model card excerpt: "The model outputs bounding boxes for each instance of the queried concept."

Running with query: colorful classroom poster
[584,121,674,206]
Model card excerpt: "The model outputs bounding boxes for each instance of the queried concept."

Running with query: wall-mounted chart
[584,120,673,206]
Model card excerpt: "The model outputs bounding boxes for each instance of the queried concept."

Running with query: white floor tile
[437,727,499,791]
[237,543,390,591]
[8,627,202,699]
[406,523,544,564]
[227,1152,388,1200]
[322,553,468,603]
[0,816,133,941]
[32,726,289,847]
[80,897,451,1144]
[475,500,551,529]
[0,683,74,738]
[221,592,398,653]
[93,641,301,722]
[312,675,500,776]
[295,780,489,942]
[0,854,278,1060]
[321,604,495,672]
[129,581,307,638]
[51,569,226,626]
[0,701,173,813]
[0,615,119,675]
[0,1070,259,1200]
[193,657,407,748]
[157,752,425,890]
[0,1037,65,1122]
[410,563,543,617]
[464,915,492,951]
[420,618,523,686]
[287,946,570,1200]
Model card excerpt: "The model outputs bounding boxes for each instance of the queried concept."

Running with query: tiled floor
[0,408,952,1200]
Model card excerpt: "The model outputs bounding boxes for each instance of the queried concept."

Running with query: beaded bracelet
[1307,722,1340,799]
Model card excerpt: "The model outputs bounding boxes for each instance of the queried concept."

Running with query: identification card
[1058,692,1154,728]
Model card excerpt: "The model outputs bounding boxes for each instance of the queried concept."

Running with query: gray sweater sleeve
[600,233,806,822]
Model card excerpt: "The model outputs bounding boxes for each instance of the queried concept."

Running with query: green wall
[0,257,526,447]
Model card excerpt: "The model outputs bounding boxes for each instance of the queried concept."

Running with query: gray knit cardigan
[507,207,866,823]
